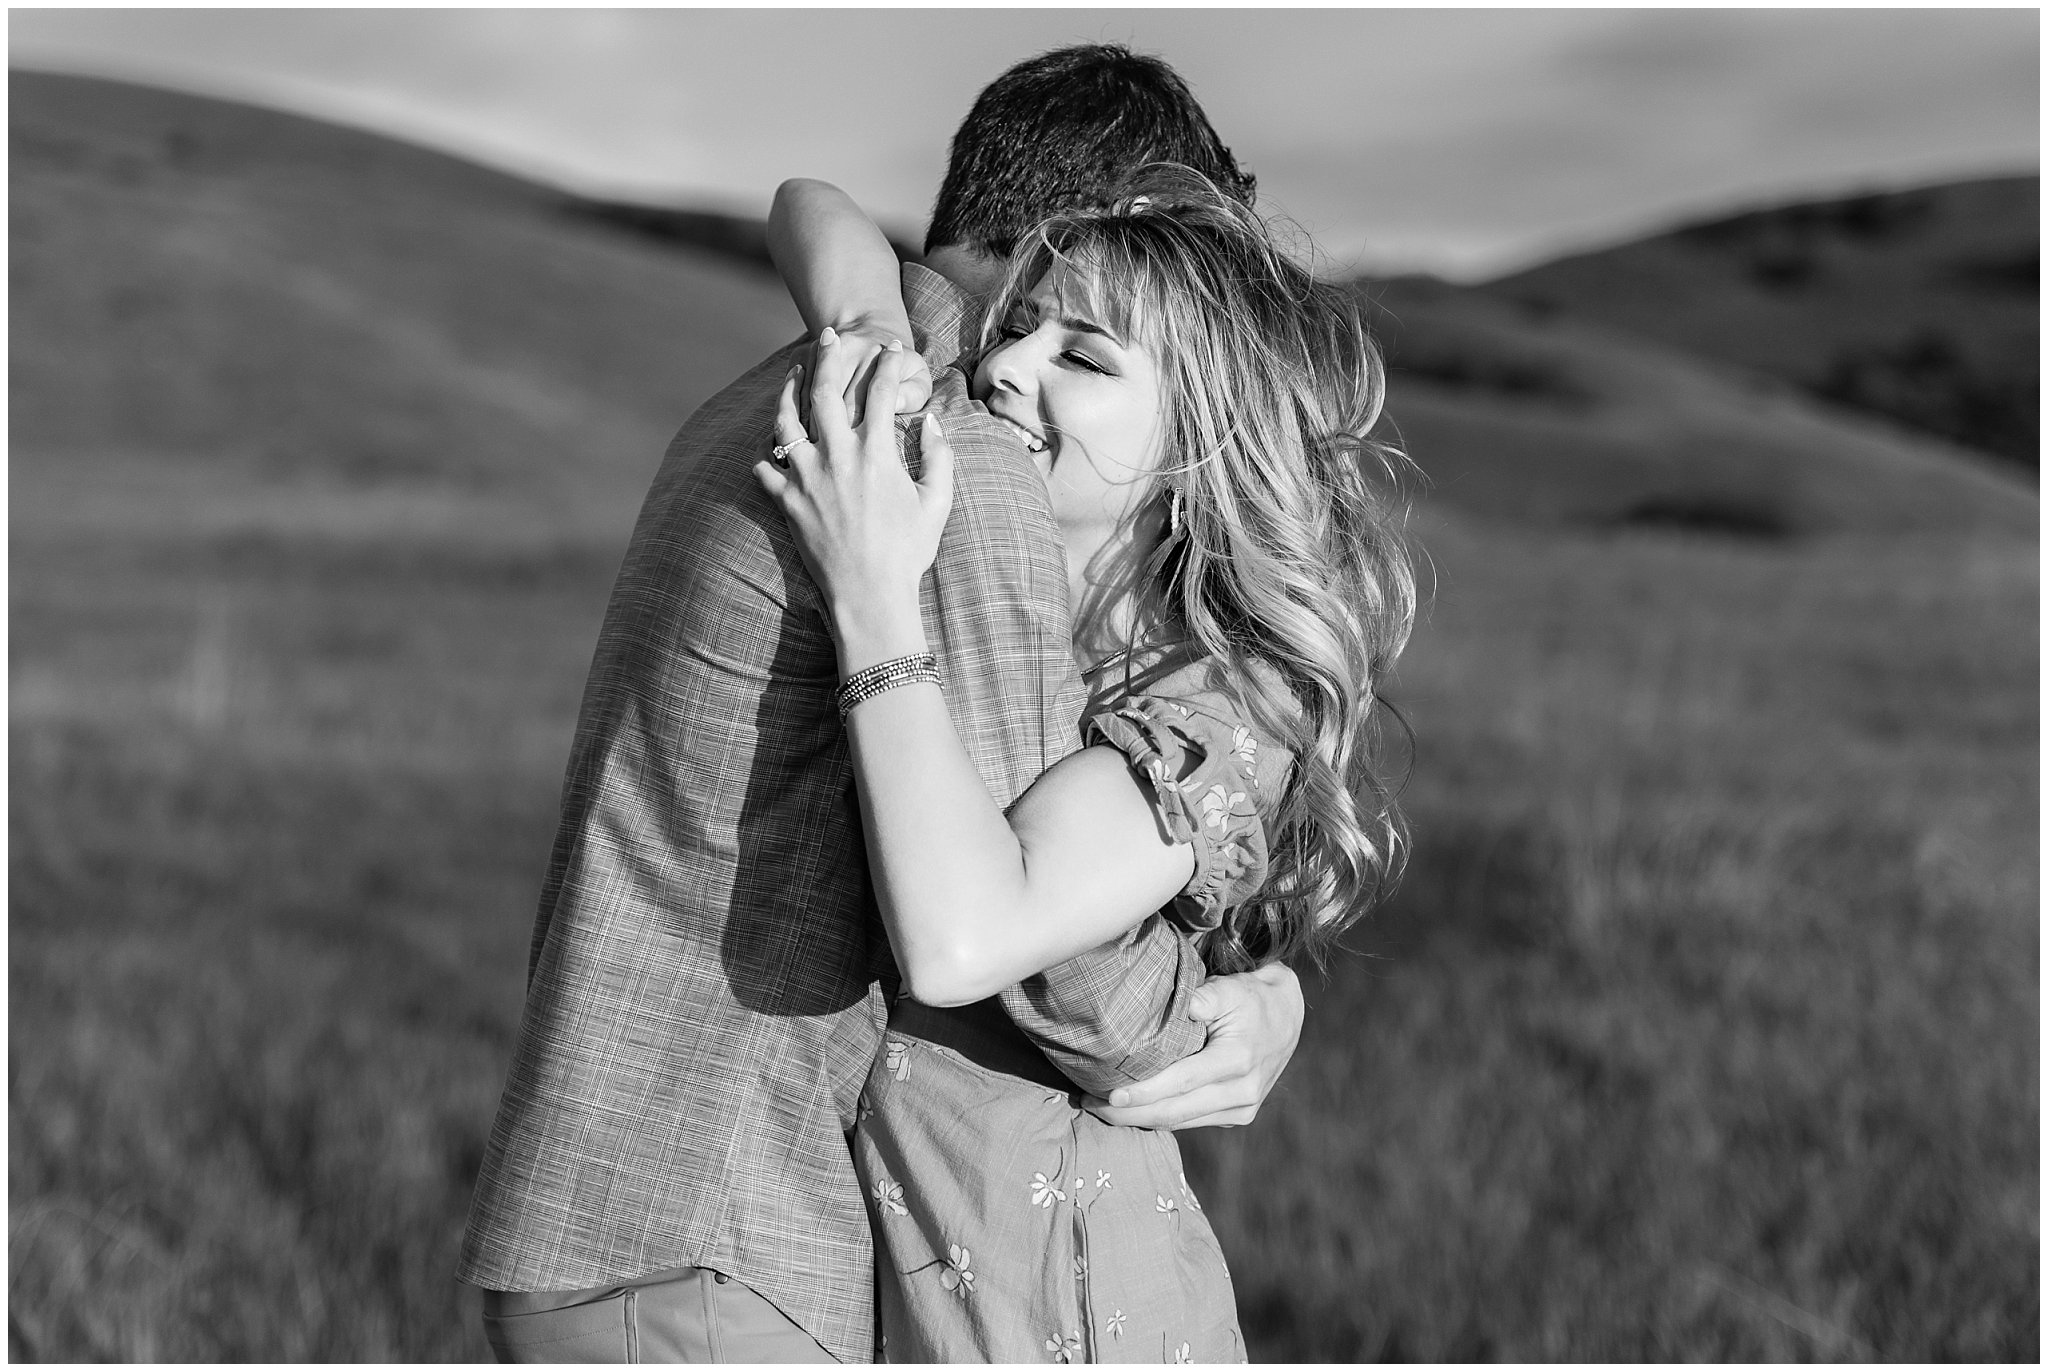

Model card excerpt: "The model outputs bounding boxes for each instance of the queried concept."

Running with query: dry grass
[10,474,2035,1360]
[1186,517,2038,1360]
[9,68,2036,1364]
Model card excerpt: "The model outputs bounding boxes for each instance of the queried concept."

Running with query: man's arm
[998,932,1303,1122]
[1081,963,1304,1129]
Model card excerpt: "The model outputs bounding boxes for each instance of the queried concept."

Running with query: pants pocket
[484,1289,635,1363]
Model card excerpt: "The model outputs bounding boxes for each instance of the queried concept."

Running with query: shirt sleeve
[1084,695,1276,937]
[996,916,1209,1094]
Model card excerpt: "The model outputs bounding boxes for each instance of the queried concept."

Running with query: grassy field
[10,460,609,1360]
[9,69,2038,1363]
[1188,516,2037,1360]
[11,454,2035,1359]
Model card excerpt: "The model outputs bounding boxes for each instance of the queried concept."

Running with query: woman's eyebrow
[1056,314,1123,346]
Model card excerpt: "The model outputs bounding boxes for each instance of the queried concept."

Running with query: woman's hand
[814,318,933,426]
[755,329,956,669]
[767,177,930,423]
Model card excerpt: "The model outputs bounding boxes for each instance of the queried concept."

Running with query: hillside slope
[13,70,2031,550]
[11,68,2036,1365]
[1365,275,2033,537]
[556,181,2036,537]
[1482,176,2038,473]
[11,70,802,544]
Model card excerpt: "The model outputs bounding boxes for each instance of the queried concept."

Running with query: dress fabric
[856,681,1280,1363]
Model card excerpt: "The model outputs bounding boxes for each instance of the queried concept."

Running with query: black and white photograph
[9,7,2038,1363]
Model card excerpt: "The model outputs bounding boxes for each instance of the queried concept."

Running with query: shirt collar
[902,261,976,368]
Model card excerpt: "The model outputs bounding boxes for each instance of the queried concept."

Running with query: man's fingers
[1187,980,1229,1023]
[1106,1041,1252,1111]
[1136,1105,1257,1131]
[1191,960,1304,1024]
[1087,967,1303,1132]
[1081,1082,1259,1131]
[1104,1061,1205,1111]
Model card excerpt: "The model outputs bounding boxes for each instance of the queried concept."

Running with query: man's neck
[923,244,1005,299]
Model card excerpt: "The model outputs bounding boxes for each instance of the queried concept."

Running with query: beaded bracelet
[836,651,942,720]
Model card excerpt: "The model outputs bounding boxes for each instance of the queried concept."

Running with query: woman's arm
[756,336,1197,1009]
[768,179,931,423]
[854,716,1197,1007]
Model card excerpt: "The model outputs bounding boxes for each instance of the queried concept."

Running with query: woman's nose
[984,334,1043,396]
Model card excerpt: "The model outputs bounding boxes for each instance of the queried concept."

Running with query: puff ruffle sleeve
[1084,695,1274,937]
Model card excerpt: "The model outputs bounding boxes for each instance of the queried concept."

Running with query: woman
[756,169,1416,1362]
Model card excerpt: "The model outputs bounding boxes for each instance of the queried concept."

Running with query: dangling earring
[1167,487,1183,540]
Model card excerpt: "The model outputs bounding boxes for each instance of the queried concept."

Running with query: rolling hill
[10,69,2038,1363]
[12,69,2033,556]
[1482,176,2038,474]
[11,68,803,553]
[1362,272,2031,536]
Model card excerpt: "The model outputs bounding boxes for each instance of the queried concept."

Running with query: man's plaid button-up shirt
[459,266,1207,1362]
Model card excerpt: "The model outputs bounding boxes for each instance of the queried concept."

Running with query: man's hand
[1080,962,1305,1130]
[806,320,932,428]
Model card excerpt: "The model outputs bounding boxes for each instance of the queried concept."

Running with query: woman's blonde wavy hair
[977,166,1420,973]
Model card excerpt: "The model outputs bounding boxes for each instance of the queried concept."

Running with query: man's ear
[923,244,1006,299]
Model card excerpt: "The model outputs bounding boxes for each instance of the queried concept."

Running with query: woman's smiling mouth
[990,411,1049,454]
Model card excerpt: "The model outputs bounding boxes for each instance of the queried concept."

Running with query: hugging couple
[461,43,1416,1363]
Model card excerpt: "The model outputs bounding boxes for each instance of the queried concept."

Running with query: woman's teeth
[997,415,1048,453]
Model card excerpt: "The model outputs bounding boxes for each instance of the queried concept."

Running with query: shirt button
[713,1272,729,1284]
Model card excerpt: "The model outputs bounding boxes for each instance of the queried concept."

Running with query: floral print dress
[854,681,1284,1363]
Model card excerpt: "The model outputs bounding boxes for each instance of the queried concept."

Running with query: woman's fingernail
[885,338,902,352]
[818,326,837,346]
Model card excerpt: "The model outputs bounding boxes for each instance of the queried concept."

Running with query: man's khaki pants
[482,1266,838,1363]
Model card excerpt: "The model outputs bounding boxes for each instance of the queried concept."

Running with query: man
[461,45,1304,1363]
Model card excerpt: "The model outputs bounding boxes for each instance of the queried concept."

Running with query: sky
[9,7,2039,279]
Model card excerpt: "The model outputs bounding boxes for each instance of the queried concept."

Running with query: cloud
[1233,9,2038,274]
[10,9,2036,277]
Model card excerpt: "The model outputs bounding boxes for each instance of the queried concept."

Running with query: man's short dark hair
[926,44,1256,258]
